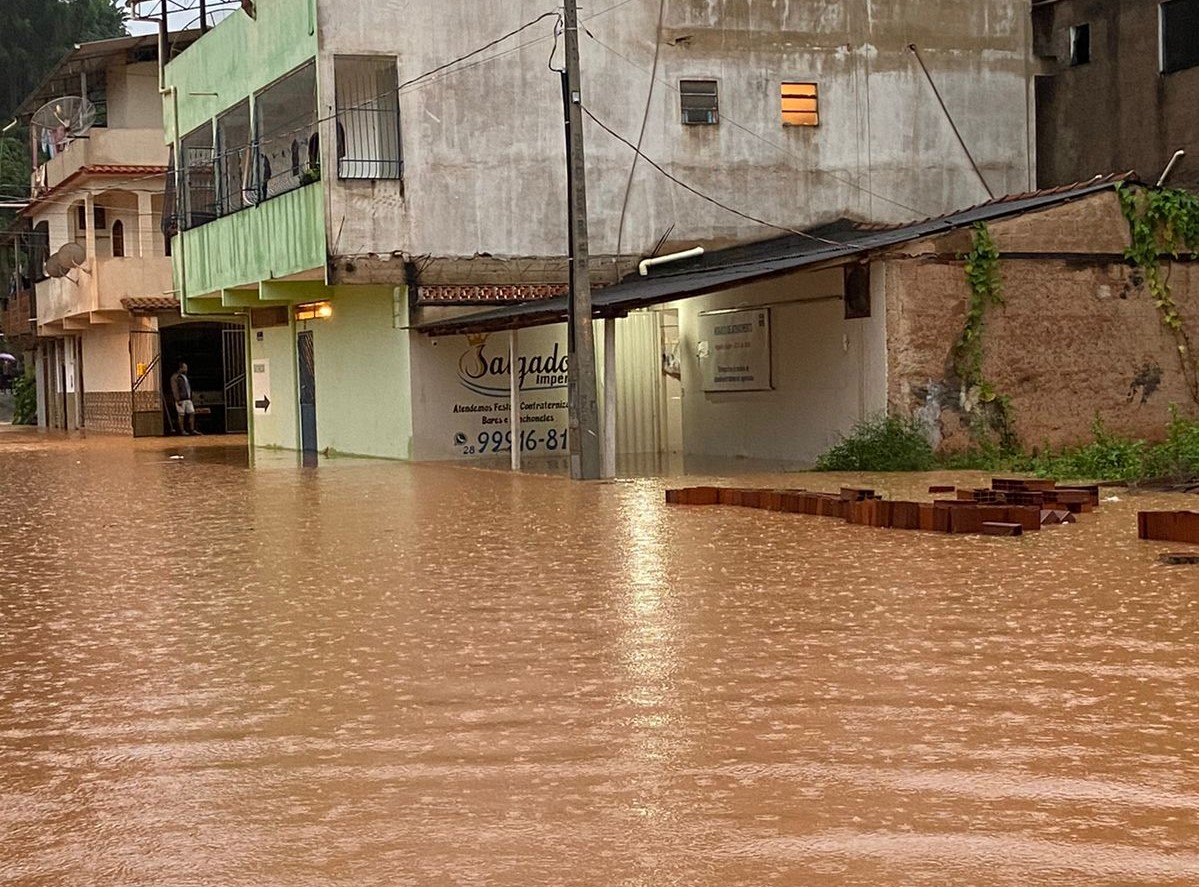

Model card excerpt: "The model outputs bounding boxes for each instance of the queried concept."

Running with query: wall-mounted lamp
[295,300,333,321]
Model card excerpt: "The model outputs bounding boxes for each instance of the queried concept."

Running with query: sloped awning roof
[412,174,1133,337]
[122,295,180,314]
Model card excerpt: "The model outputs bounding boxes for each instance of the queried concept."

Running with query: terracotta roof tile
[122,295,180,313]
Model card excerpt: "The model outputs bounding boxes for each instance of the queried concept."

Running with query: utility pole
[562,0,602,480]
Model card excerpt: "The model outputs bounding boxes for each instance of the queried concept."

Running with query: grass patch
[814,410,1199,483]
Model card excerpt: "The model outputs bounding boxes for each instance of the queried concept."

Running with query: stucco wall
[309,286,413,459]
[81,323,132,392]
[249,323,299,450]
[673,266,887,464]
[885,194,1199,450]
[317,0,1033,261]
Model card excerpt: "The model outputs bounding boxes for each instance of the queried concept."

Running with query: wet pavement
[1,428,1198,886]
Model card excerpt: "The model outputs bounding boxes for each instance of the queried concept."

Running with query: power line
[580,104,846,247]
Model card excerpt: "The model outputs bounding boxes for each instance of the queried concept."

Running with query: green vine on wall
[952,222,1018,453]
[1117,183,1199,404]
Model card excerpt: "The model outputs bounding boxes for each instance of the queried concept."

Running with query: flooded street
[1,430,1198,886]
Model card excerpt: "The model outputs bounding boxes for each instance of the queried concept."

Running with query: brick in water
[738,489,762,509]
[1057,484,1101,507]
[982,521,1024,536]
[918,503,937,531]
[840,487,876,502]
[872,500,894,528]
[891,501,921,530]
[949,505,984,534]
[1003,506,1042,532]
[928,485,956,494]
[977,505,1009,524]
[666,487,720,506]
[1138,511,1199,544]
[1159,552,1199,565]
[932,503,953,533]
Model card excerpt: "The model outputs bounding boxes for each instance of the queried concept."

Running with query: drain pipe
[639,246,703,276]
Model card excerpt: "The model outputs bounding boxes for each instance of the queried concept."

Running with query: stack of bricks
[665,477,1105,539]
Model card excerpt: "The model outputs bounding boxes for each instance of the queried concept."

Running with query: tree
[0,1,126,123]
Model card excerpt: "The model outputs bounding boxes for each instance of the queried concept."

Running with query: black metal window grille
[180,124,216,229]
[215,99,253,215]
[1162,0,1199,73]
[254,59,319,200]
[680,79,719,125]
[335,56,402,179]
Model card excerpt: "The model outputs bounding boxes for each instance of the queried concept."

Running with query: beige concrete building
[16,33,201,434]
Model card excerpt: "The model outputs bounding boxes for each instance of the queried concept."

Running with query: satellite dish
[57,242,86,268]
[44,256,66,278]
[30,96,98,148]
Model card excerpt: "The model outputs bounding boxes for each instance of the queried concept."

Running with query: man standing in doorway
[170,361,201,435]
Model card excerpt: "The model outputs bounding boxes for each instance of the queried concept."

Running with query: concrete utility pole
[562,0,602,480]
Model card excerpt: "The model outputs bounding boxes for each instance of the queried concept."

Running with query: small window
[1070,24,1091,65]
[1161,0,1199,73]
[335,56,402,179]
[781,82,819,127]
[111,220,124,258]
[74,205,106,230]
[679,79,718,125]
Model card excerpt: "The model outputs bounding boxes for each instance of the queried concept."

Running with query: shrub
[12,374,36,425]
[815,415,935,472]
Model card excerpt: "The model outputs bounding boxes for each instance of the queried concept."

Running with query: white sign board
[697,308,772,392]
[413,327,570,460]
[251,358,271,412]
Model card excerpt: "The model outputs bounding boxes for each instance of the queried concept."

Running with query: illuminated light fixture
[295,300,333,321]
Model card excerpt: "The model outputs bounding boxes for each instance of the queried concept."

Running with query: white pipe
[1157,150,1185,188]
[639,246,703,277]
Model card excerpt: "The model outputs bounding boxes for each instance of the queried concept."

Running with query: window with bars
[679,79,719,125]
[335,56,402,179]
[1161,0,1199,73]
[780,82,819,127]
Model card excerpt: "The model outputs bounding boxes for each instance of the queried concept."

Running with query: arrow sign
[254,396,271,412]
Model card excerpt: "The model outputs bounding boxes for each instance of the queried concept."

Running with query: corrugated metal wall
[612,311,664,457]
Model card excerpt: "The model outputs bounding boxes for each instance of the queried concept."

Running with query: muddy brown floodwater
[1,428,1198,887]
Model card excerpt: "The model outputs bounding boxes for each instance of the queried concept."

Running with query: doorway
[297,329,317,452]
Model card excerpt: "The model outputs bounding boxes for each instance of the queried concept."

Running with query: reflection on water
[2,429,1198,886]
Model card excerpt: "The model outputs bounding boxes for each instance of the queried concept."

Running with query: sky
[124,2,235,35]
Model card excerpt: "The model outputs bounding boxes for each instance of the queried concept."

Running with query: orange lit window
[781,82,819,127]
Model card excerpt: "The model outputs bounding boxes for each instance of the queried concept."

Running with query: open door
[130,327,165,436]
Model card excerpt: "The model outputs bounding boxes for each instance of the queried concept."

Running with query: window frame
[1161,0,1199,74]
[334,54,403,180]
[679,78,719,126]
[1069,23,1091,66]
[780,81,820,127]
